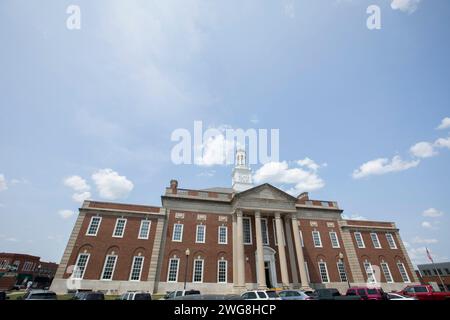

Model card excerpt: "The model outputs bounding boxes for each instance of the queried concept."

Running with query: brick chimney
[170,179,178,193]
[297,192,309,200]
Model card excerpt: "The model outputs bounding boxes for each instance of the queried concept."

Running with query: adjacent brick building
[416,262,450,292]
[50,150,419,294]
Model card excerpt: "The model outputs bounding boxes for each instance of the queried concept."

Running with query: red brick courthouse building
[51,151,419,294]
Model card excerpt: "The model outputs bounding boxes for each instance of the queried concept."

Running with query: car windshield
[186,290,200,295]
[86,293,104,300]
[367,289,378,294]
[30,292,57,299]
[414,287,428,293]
[266,291,279,298]
[134,293,151,300]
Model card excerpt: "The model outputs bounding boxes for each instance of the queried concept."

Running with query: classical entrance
[256,246,278,288]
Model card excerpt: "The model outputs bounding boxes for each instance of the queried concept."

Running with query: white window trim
[380,262,394,283]
[337,261,348,282]
[299,230,304,247]
[129,256,144,282]
[196,225,206,244]
[354,232,365,248]
[364,261,377,284]
[193,259,204,283]
[100,255,118,281]
[86,216,102,236]
[113,218,127,238]
[138,220,151,240]
[397,262,411,283]
[217,260,227,284]
[312,231,322,248]
[167,258,180,283]
[385,233,397,249]
[261,218,269,246]
[243,217,252,245]
[370,233,382,249]
[318,262,330,283]
[73,253,90,280]
[172,224,184,242]
[218,226,228,245]
[329,231,340,248]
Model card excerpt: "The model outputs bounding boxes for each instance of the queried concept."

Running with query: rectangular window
[312,231,322,248]
[138,220,151,239]
[73,253,90,279]
[380,262,393,283]
[217,260,227,283]
[172,224,184,242]
[86,216,102,236]
[299,230,304,247]
[385,233,397,249]
[397,263,411,283]
[129,256,144,281]
[113,218,127,238]
[167,258,179,282]
[218,226,227,244]
[329,232,340,248]
[101,255,118,280]
[364,262,376,283]
[193,259,204,283]
[354,232,365,248]
[196,225,206,243]
[318,262,330,283]
[337,261,348,282]
[243,217,252,245]
[261,218,269,245]
[370,233,381,249]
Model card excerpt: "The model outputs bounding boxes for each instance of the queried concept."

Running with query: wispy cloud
[352,156,419,179]
[422,208,444,218]
[390,0,421,14]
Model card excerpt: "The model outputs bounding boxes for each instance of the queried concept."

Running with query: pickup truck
[398,285,450,301]
[313,288,362,301]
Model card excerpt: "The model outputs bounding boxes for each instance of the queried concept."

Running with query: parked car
[346,287,387,300]
[171,294,242,300]
[278,290,313,300]
[386,293,417,300]
[73,291,105,300]
[0,291,7,300]
[22,290,57,300]
[313,288,361,300]
[241,290,281,300]
[162,290,201,300]
[118,291,152,300]
[398,285,450,301]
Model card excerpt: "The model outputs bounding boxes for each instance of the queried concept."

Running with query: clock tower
[232,149,254,192]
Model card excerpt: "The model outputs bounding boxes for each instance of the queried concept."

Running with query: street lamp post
[184,248,190,290]
[339,252,351,288]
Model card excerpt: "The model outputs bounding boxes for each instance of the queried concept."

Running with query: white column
[232,213,237,289]
[236,210,246,289]
[254,211,267,289]
[291,215,311,290]
[275,212,290,288]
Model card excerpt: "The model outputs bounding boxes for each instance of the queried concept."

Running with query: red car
[398,285,450,301]
[346,287,387,300]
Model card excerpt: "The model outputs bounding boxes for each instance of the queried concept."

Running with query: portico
[231,184,312,292]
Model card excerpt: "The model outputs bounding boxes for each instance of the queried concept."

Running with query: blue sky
[0,0,449,266]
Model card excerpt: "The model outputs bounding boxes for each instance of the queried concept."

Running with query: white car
[119,291,152,300]
[387,293,417,300]
[278,290,312,300]
[241,290,281,300]
[160,289,201,300]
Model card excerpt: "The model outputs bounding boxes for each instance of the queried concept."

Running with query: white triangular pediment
[237,184,295,202]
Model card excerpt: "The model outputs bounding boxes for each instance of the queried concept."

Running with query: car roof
[29,290,55,294]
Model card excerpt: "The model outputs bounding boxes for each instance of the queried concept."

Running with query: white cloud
[435,136,450,149]
[5,237,18,242]
[410,142,437,158]
[195,134,235,167]
[412,236,438,245]
[72,192,91,203]
[437,117,450,130]
[253,159,325,195]
[92,169,134,200]
[352,155,420,179]
[422,208,444,218]
[58,209,75,219]
[0,174,7,191]
[391,0,421,13]
[407,246,448,266]
[421,221,433,229]
[341,214,368,221]
[297,158,320,171]
[63,175,90,192]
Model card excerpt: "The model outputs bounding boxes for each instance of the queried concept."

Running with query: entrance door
[264,261,273,288]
